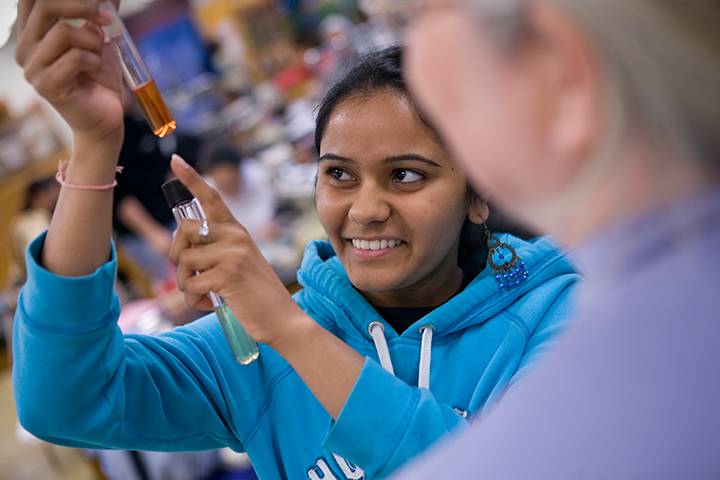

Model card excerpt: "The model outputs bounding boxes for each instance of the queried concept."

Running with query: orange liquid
[132,80,177,138]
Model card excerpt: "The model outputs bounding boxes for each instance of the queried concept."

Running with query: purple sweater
[395,187,720,479]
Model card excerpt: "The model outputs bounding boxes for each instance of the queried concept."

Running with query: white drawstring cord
[369,321,434,390]
[418,326,434,389]
[368,322,394,375]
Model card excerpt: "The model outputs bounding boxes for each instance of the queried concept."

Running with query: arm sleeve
[12,233,245,452]
[322,358,469,478]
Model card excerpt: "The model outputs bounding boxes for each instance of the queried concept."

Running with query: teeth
[351,239,402,250]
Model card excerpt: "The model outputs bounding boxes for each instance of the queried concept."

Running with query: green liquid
[216,303,259,365]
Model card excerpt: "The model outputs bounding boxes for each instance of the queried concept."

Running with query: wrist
[267,307,319,354]
[73,127,124,160]
[66,131,124,184]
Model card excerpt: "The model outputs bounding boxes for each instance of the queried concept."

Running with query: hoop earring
[485,225,528,290]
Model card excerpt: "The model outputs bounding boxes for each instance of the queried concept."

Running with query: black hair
[198,144,244,175]
[315,45,528,269]
[315,45,407,154]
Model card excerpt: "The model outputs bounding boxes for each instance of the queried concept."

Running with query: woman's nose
[347,185,392,226]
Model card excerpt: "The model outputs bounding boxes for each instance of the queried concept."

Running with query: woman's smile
[346,238,407,259]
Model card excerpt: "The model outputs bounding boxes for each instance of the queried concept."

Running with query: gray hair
[466,0,720,172]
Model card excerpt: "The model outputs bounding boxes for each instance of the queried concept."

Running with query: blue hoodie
[14,233,578,479]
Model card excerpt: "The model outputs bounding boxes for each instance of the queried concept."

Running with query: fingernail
[96,10,113,26]
[172,154,190,170]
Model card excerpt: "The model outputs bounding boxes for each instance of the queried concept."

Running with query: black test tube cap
[162,178,193,209]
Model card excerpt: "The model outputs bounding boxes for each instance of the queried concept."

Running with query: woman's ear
[467,194,490,225]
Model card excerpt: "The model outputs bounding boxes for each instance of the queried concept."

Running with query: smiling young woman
[13,29,578,480]
[315,89,486,308]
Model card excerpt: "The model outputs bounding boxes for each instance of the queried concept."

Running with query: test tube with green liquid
[162,179,259,364]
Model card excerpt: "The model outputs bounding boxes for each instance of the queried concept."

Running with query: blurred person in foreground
[394,0,720,478]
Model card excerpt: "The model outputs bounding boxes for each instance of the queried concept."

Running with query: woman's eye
[392,169,425,183]
[326,167,354,182]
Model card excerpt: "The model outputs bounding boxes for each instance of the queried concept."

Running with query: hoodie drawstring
[368,322,394,375]
[368,321,434,389]
[418,326,433,389]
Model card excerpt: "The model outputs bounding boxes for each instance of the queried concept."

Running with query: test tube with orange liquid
[99,1,176,137]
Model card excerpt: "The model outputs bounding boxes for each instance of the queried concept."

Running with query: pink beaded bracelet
[55,162,124,191]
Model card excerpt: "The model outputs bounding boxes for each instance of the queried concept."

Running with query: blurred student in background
[10,176,59,278]
[200,144,279,243]
[113,104,175,282]
[115,88,203,283]
[395,0,720,477]
[3,177,59,351]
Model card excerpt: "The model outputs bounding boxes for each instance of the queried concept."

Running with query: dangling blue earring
[485,225,528,290]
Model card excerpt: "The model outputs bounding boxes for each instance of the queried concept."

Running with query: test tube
[98,1,177,137]
[162,179,260,365]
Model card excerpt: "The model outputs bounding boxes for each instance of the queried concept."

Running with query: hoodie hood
[297,234,575,345]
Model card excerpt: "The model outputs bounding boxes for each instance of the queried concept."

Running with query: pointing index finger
[170,154,235,223]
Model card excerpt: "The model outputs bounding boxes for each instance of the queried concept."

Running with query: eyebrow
[318,153,353,163]
[318,153,442,168]
[384,154,442,168]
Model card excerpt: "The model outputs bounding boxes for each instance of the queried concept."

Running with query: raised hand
[15,0,124,145]
[168,155,308,347]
